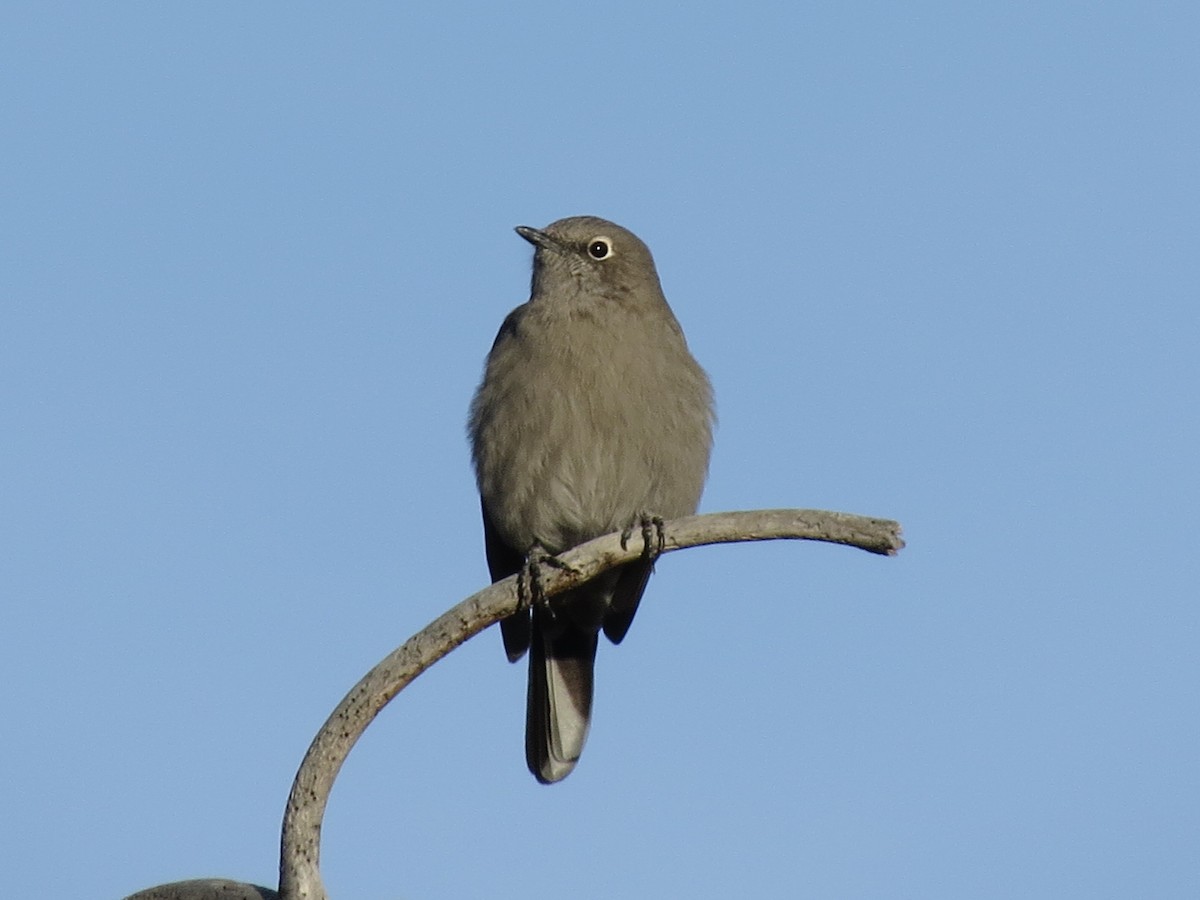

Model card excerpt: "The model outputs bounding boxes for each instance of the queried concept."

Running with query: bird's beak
[514,226,562,253]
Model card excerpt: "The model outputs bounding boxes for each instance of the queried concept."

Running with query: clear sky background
[3,4,1197,899]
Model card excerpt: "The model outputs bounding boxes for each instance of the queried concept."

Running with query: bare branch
[277,508,903,900]
[123,509,903,900]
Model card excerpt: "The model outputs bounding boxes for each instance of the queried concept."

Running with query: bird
[468,215,714,783]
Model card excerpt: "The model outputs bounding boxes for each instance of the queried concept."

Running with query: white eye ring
[587,237,613,260]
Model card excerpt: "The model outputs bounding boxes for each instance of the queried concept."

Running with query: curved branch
[123,509,902,900]
[277,508,903,899]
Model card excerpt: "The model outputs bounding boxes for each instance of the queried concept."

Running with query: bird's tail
[526,606,598,784]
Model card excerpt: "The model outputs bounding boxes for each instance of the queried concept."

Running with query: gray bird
[469,215,714,783]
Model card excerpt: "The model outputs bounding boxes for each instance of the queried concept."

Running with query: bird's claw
[620,514,666,562]
[517,544,579,615]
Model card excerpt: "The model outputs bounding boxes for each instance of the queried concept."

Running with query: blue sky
[2,3,1197,898]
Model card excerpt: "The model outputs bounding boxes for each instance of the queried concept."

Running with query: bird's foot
[518,543,579,613]
[620,514,667,563]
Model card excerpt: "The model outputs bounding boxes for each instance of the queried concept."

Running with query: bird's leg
[518,542,579,616]
[620,513,667,564]
[517,544,547,612]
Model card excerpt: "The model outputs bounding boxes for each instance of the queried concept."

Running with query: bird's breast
[473,310,711,554]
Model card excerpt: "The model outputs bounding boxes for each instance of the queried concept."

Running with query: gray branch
[124,508,904,900]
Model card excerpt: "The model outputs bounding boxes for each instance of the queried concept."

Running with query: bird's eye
[587,238,613,260]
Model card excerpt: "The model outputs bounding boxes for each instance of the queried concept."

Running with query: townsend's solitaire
[468,216,714,783]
